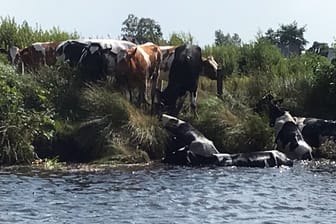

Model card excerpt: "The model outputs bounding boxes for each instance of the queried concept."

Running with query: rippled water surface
[1,161,336,224]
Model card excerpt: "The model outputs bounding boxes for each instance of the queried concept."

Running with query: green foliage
[203,44,240,76]
[214,30,241,46]
[0,16,79,49]
[238,40,283,75]
[168,32,196,45]
[261,21,308,56]
[79,81,167,161]
[33,64,84,120]
[121,14,163,44]
[304,62,336,118]
[0,63,55,165]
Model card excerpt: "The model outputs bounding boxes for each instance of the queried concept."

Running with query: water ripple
[0,161,336,223]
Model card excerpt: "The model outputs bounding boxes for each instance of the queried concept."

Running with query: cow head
[117,47,137,64]
[256,94,284,127]
[161,113,186,131]
[202,56,218,80]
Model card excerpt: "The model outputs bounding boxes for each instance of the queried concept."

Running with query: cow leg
[150,72,160,114]
[190,91,198,117]
[129,88,133,103]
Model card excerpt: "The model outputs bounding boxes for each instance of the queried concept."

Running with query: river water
[0,160,336,224]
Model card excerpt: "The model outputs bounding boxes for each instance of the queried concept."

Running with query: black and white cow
[214,150,293,167]
[78,39,136,81]
[161,114,293,167]
[158,45,218,90]
[56,40,89,67]
[257,94,313,160]
[294,116,336,148]
[157,45,218,117]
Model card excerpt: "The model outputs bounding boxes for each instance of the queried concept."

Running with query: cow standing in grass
[56,40,89,67]
[78,39,136,81]
[157,44,218,117]
[158,45,202,117]
[17,41,61,72]
[116,42,162,113]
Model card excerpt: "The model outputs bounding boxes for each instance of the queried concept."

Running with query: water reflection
[0,161,336,223]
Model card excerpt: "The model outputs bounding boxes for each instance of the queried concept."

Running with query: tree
[121,14,163,44]
[214,30,241,46]
[121,14,138,38]
[262,21,308,56]
[263,28,277,44]
[168,32,195,45]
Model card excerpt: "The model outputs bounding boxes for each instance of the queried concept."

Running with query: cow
[116,42,162,113]
[0,46,23,68]
[157,44,218,117]
[17,41,60,72]
[158,45,218,90]
[158,45,202,117]
[56,40,89,67]
[161,114,293,167]
[256,94,313,160]
[294,116,336,148]
[78,39,136,81]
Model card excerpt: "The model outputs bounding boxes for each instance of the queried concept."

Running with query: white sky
[1,0,335,47]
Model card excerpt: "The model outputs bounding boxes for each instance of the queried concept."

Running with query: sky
[1,0,335,47]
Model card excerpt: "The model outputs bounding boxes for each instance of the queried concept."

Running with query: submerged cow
[294,117,336,148]
[157,45,218,117]
[116,42,161,113]
[256,94,313,160]
[161,114,293,167]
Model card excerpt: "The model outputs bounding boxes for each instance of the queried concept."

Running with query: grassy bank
[0,23,336,165]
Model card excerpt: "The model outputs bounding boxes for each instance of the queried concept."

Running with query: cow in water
[161,114,293,167]
[256,94,313,160]
[255,96,336,149]
[293,117,336,148]
[157,45,218,117]
[116,42,161,113]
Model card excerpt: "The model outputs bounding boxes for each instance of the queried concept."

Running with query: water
[1,161,336,224]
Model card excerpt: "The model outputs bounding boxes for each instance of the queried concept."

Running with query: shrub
[0,63,54,164]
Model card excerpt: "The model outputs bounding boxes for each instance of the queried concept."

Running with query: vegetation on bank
[0,16,336,165]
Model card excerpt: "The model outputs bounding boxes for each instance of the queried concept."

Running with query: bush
[0,63,54,164]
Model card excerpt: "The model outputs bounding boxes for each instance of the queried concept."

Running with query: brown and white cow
[116,42,162,113]
[18,41,61,72]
